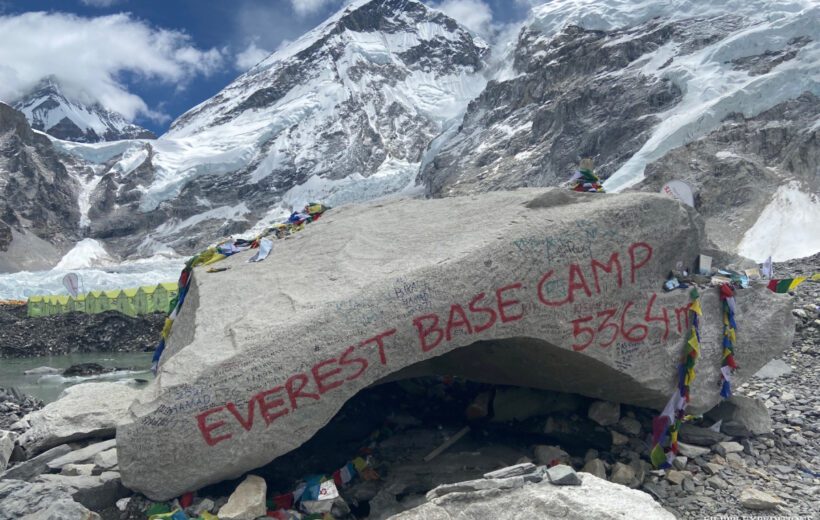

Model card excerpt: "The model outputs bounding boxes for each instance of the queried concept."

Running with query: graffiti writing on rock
[189,240,681,449]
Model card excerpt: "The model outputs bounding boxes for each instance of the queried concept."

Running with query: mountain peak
[13,76,156,143]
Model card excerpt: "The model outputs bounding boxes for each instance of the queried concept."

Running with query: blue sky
[0,0,532,135]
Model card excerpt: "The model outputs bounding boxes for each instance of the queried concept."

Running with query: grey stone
[672,456,688,470]
[610,462,635,486]
[60,464,95,476]
[665,470,691,486]
[611,430,629,446]
[0,444,72,482]
[47,439,117,470]
[679,424,729,446]
[191,497,215,515]
[739,487,784,510]
[21,498,101,520]
[545,464,581,486]
[92,448,118,470]
[18,383,138,456]
[715,441,744,457]
[583,449,599,463]
[392,473,674,519]
[483,463,537,479]
[753,359,793,379]
[0,430,15,472]
[616,417,642,436]
[35,471,127,511]
[0,478,99,519]
[218,475,267,520]
[588,401,620,426]
[580,458,607,479]
[706,396,772,437]
[707,476,729,490]
[533,445,570,467]
[116,191,794,500]
[677,442,710,458]
[491,388,582,422]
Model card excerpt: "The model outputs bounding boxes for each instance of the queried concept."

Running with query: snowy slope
[13,76,155,143]
[738,182,820,262]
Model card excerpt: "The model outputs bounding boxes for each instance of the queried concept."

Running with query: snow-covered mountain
[1,0,818,275]
[420,0,819,259]
[52,0,488,258]
[13,76,156,143]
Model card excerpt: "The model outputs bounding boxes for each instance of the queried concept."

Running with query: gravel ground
[653,253,819,518]
[0,303,164,358]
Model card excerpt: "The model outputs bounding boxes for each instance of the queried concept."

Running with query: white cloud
[0,11,223,121]
[433,0,494,38]
[235,41,271,70]
[290,0,339,17]
[80,0,125,7]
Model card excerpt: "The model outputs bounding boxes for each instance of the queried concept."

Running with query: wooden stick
[423,426,471,462]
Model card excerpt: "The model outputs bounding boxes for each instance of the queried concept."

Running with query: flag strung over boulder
[650,288,702,468]
[719,284,738,399]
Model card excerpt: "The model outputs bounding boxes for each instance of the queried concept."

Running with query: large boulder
[18,383,140,456]
[117,190,793,500]
[389,471,673,519]
[0,478,99,519]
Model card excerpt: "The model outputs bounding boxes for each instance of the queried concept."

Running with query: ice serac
[117,189,793,499]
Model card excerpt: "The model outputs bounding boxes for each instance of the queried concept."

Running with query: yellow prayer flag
[689,299,702,316]
[788,277,807,291]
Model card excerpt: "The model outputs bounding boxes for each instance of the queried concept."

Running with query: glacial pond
[0,351,154,403]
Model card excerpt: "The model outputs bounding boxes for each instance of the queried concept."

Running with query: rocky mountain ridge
[0,0,817,272]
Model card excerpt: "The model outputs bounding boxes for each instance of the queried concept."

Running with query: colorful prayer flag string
[650,288,702,468]
[719,283,738,399]
[766,276,811,293]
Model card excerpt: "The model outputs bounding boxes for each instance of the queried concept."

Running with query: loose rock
[545,464,582,486]
[588,401,620,426]
[217,474,267,520]
[740,487,785,510]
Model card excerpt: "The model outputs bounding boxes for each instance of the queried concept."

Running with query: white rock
[390,472,674,519]
[217,475,267,520]
[753,359,793,379]
[23,366,61,375]
[0,430,15,472]
[740,487,784,510]
[18,383,139,456]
